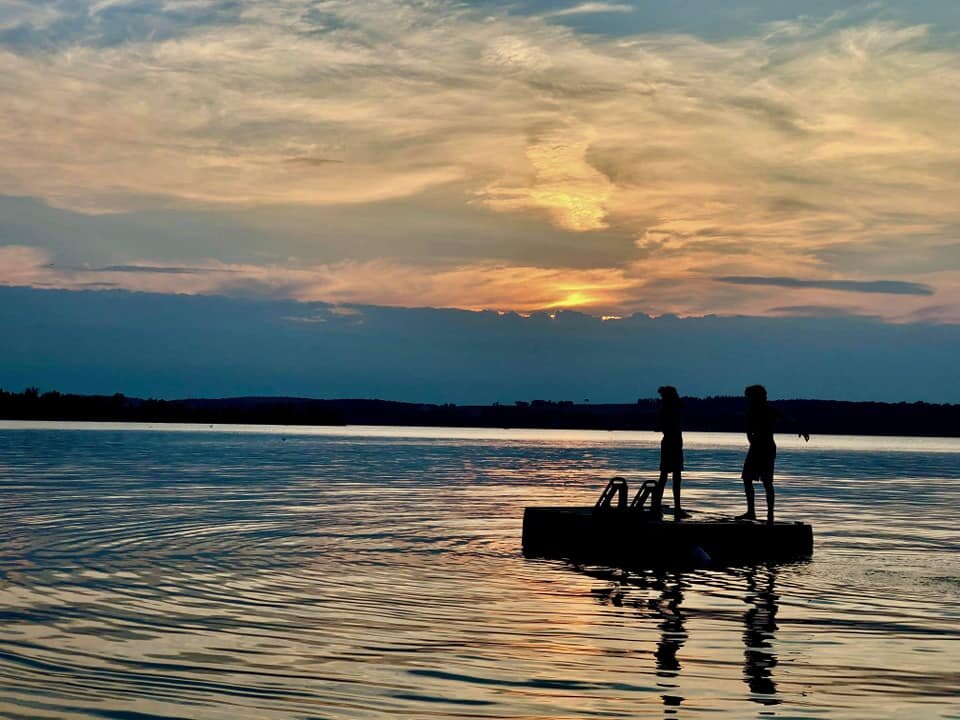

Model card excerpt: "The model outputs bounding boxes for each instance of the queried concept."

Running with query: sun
[543,290,596,309]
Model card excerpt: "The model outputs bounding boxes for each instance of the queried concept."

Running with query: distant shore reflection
[582,564,783,711]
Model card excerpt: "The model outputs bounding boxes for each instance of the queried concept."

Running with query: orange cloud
[1,4,959,321]
[3,245,958,322]
[0,245,635,313]
[479,125,613,231]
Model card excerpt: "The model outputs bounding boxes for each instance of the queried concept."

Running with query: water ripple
[1,423,958,719]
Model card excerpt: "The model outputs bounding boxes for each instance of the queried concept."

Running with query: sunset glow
[2,7,958,717]
[0,1,958,321]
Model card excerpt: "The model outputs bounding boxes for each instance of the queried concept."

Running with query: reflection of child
[653,386,688,520]
[738,385,809,524]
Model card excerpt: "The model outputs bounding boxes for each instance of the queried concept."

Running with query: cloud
[766,305,871,318]
[478,124,614,231]
[716,276,935,296]
[2,5,958,225]
[93,264,227,274]
[284,157,344,166]
[0,244,50,284]
[4,242,959,321]
[545,3,633,18]
[3,284,959,403]
[1,2,960,319]
[816,239,960,275]
[0,244,637,311]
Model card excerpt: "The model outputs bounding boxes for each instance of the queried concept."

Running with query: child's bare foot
[735,512,757,521]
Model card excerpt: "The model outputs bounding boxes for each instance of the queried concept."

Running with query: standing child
[738,385,809,524]
[653,385,688,520]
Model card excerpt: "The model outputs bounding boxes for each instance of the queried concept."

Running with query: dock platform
[522,507,814,566]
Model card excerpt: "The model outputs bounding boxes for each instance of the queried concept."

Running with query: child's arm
[774,405,810,442]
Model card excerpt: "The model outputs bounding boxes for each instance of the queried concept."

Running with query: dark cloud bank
[716,276,935,296]
[1,287,957,403]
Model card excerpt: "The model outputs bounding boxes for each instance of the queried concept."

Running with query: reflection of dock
[523,507,813,566]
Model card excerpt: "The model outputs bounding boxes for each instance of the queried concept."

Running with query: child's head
[658,385,680,403]
[745,384,767,403]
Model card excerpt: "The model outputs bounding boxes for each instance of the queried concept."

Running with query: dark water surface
[1,422,958,719]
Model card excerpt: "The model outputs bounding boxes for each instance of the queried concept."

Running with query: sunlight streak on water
[0,422,958,719]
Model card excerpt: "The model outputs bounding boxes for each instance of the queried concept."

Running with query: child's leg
[740,476,756,519]
[760,475,775,524]
[672,470,683,517]
[652,469,669,512]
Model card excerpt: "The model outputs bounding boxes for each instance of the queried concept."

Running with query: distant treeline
[1,387,958,437]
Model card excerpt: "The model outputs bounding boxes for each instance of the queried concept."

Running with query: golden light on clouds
[543,290,599,309]
[0,245,639,314]
[0,1,958,320]
[482,127,613,232]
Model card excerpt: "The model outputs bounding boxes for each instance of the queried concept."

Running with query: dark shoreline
[2,389,958,438]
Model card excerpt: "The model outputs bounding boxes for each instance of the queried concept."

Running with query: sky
[1,1,959,400]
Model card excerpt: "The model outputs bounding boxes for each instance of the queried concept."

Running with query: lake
[1,422,958,719]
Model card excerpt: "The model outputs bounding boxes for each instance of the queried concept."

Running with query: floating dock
[522,507,814,567]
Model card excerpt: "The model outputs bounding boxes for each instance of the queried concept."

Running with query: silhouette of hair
[658,385,680,402]
[744,384,767,402]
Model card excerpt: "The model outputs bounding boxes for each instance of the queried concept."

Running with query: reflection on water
[742,567,779,706]
[0,422,958,719]
[652,574,688,711]
[583,565,787,713]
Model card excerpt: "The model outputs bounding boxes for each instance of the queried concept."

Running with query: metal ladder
[594,476,659,511]
[594,476,629,509]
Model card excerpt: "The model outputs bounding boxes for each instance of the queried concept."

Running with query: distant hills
[1,388,958,438]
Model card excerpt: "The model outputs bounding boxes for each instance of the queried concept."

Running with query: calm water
[1,422,958,719]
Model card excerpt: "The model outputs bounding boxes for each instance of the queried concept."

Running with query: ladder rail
[594,476,629,510]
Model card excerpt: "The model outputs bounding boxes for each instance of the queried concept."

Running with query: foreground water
[0,422,958,719]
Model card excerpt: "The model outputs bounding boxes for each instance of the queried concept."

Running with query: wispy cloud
[4,243,957,322]
[0,0,62,32]
[1,1,959,319]
[93,264,228,274]
[766,305,872,318]
[716,276,935,296]
[545,3,633,18]
[0,245,636,312]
